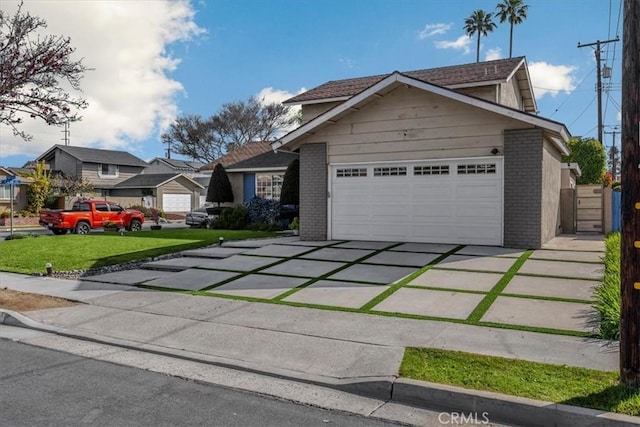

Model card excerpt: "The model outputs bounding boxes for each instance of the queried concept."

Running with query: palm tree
[464,10,497,63]
[496,0,529,58]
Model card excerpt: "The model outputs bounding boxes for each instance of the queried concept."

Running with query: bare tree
[162,96,296,163]
[0,2,89,141]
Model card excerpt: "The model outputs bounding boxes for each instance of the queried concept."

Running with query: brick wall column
[299,143,327,240]
[503,128,544,248]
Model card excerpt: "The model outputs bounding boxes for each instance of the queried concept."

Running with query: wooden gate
[576,184,603,233]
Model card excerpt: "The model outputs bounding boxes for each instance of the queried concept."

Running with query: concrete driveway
[82,235,604,335]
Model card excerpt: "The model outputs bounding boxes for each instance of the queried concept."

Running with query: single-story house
[111,173,204,211]
[0,167,32,215]
[273,57,571,249]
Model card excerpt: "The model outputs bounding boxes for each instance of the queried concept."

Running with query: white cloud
[339,57,355,69]
[528,62,577,99]
[418,23,451,39]
[256,87,304,137]
[434,35,472,55]
[0,0,203,159]
[485,47,502,61]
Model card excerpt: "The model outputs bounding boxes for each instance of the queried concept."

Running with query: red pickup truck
[40,199,145,235]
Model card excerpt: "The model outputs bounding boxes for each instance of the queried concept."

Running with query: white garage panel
[162,193,191,212]
[330,158,503,245]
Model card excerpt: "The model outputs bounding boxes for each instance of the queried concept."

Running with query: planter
[0,217,40,226]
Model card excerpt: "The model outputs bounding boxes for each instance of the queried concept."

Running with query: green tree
[279,159,299,207]
[25,161,53,213]
[206,163,233,207]
[495,0,529,58]
[464,10,497,63]
[562,137,606,184]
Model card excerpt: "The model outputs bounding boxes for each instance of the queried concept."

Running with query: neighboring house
[112,173,204,212]
[273,57,571,249]
[226,150,299,204]
[0,167,32,215]
[146,157,206,175]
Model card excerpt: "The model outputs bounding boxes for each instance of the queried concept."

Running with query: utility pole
[577,37,619,144]
[605,128,620,179]
[620,0,640,387]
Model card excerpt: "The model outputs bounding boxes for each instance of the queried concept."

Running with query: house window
[414,165,450,176]
[373,166,407,177]
[99,164,119,178]
[336,168,367,177]
[256,174,284,200]
[0,185,16,200]
[457,164,497,175]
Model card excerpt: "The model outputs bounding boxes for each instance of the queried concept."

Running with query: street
[0,339,400,427]
[0,221,189,240]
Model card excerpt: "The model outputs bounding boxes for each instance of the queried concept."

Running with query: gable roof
[273,71,570,155]
[200,142,272,170]
[37,144,148,167]
[149,158,205,171]
[115,173,203,189]
[285,57,533,107]
[226,150,298,171]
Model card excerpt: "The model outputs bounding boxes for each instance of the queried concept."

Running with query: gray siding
[299,143,327,240]
[503,128,544,248]
[300,102,343,124]
[541,139,562,243]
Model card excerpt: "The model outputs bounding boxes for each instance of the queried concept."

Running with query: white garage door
[330,158,503,246]
[162,193,191,212]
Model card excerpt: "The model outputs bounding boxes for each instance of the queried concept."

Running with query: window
[0,185,16,200]
[72,202,91,211]
[336,168,367,178]
[109,203,124,213]
[94,203,109,212]
[256,173,284,200]
[414,165,449,176]
[457,164,496,175]
[373,166,407,177]
[99,164,119,178]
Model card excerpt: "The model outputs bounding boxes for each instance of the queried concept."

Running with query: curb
[2,309,638,427]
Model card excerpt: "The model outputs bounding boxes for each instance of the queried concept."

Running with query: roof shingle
[200,142,272,170]
[38,145,148,167]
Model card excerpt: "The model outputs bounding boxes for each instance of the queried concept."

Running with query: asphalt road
[0,221,189,239]
[0,339,400,427]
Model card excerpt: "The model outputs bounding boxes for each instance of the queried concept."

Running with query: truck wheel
[52,229,68,235]
[128,219,142,232]
[74,222,90,235]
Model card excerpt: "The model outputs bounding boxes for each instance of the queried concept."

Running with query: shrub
[593,232,620,340]
[5,233,43,241]
[246,222,282,232]
[612,182,622,191]
[280,158,299,206]
[562,138,606,185]
[211,205,248,230]
[290,217,299,230]
[207,163,234,207]
[246,196,280,225]
[0,211,9,219]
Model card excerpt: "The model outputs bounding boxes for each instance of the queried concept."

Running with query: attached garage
[330,158,502,245]
[162,193,192,212]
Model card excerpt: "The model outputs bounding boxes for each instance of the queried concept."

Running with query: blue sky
[0,0,624,167]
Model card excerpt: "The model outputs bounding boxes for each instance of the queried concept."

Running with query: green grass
[593,232,620,340]
[0,229,277,274]
[400,347,640,416]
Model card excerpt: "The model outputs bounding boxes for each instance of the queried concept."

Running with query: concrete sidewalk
[2,270,634,426]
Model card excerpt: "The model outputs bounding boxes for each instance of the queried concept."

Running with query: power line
[549,67,595,118]
[568,95,597,127]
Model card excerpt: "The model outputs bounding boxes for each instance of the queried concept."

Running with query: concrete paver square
[209,274,308,299]
[456,246,525,258]
[195,255,282,272]
[328,264,416,285]
[543,235,605,252]
[300,248,375,262]
[283,280,389,308]
[261,259,346,277]
[409,269,501,292]
[372,288,485,319]
[481,296,596,333]
[83,269,165,285]
[142,257,208,271]
[389,242,459,254]
[223,237,297,248]
[518,259,603,280]
[180,247,249,258]
[280,240,341,247]
[435,255,516,273]
[530,250,603,263]
[505,275,597,301]
[333,241,398,250]
[143,269,240,291]
[242,244,315,257]
[364,251,440,267]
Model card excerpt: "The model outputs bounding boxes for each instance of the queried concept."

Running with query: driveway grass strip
[270,242,404,301]
[466,250,533,323]
[514,272,602,282]
[359,245,464,311]
[403,285,489,296]
[400,348,639,416]
[499,293,593,304]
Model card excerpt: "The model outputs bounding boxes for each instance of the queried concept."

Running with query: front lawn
[400,347,640,416]
[0,229,278,274]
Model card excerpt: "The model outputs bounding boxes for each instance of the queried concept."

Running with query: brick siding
[299,143,327,240]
